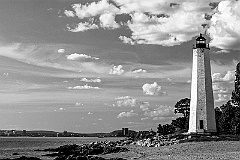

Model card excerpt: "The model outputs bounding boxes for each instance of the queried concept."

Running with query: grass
[101,140,240,160]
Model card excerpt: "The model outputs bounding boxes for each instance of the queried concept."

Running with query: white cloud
[75,102,83,106]
[68,84,100,90]
[57,49,65,53]
[115,96,137,107]
[64,10,75,17]
[212,71,235,82]
[139,102,150,111]
[208,1,240,50]
[121,2,209,46]
[215,93,230,102]
[109,65,124,75]
[142,82,162,95]
[132,69,147,73]
[67,22,99,32]
[88,112,93,115]
[213,84,230,94]
[64,0,119,32]
[141,117,150,121]
[115,96,150,110]
[69,0,119,19]
[98,118,103,121]
[222,71,235,82]
[80,78,101,83]
[64,0,240,49]
[99,12,119,29]
[117,110,138,118]
[144,105,175,118]
[66,53,98,60]
[119,36,135,45]
[59,108,66,111]
[214,49,230,54]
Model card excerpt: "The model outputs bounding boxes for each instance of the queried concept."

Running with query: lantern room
[195,33,209,49]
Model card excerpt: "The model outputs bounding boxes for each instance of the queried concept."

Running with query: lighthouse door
[200,120,204,129]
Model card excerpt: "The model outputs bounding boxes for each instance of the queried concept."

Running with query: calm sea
[0,137,123,160]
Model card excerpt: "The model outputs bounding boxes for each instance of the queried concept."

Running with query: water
[0,137,123,160]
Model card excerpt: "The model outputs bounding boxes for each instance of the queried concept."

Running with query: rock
[51,140,129,160]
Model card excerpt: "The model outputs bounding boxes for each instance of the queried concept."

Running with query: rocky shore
[3,135,240,160]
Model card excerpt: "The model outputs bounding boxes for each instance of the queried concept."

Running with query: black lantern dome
[195,33,209,49]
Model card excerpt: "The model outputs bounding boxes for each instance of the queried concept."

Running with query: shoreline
[2,135,240,160]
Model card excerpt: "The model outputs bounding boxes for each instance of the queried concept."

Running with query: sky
[0,0,240,133]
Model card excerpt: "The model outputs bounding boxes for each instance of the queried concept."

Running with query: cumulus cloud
[64,10,75,17]
[69,0,119,19]
[208,1,240,50]
[215,93,230,102]
[144,105,174,118]
[67,22,99,32]
[212,83,231,94]
[65,0,119,31]
[117,110,138,118]
[212,71,235,82]
[99,12,120,29]
[88,112,93,114]
[119,36,135,45]
[139,102,150,111]
[64,0,240,49]
[109,65,124,75]
[115,96,137,107]
[115,96,150,111]
[66,53,99,60]
[142,82,162,95]
[68,84,100,90]
[80,78,101,83]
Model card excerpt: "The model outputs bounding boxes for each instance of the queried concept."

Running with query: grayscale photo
[0,0,240,159]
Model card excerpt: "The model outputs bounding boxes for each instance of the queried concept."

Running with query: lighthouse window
[200,120,204,129]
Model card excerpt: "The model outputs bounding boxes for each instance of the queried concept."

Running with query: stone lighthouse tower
[188,34,217,134]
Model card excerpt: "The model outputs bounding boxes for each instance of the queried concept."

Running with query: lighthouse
[188,34,217,134]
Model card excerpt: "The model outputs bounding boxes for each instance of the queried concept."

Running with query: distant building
[23,130,27,136]
[63,131,68,137]
[122,128,129,136]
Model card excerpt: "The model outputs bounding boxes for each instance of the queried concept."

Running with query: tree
[157,124,163,135]
[174,98,190,118]
[162,124,175,135]
[171,117,188,132]
[214,107,222,133]
[172,98,190,132]
[232,62,240,106]
[216,101,240,134]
